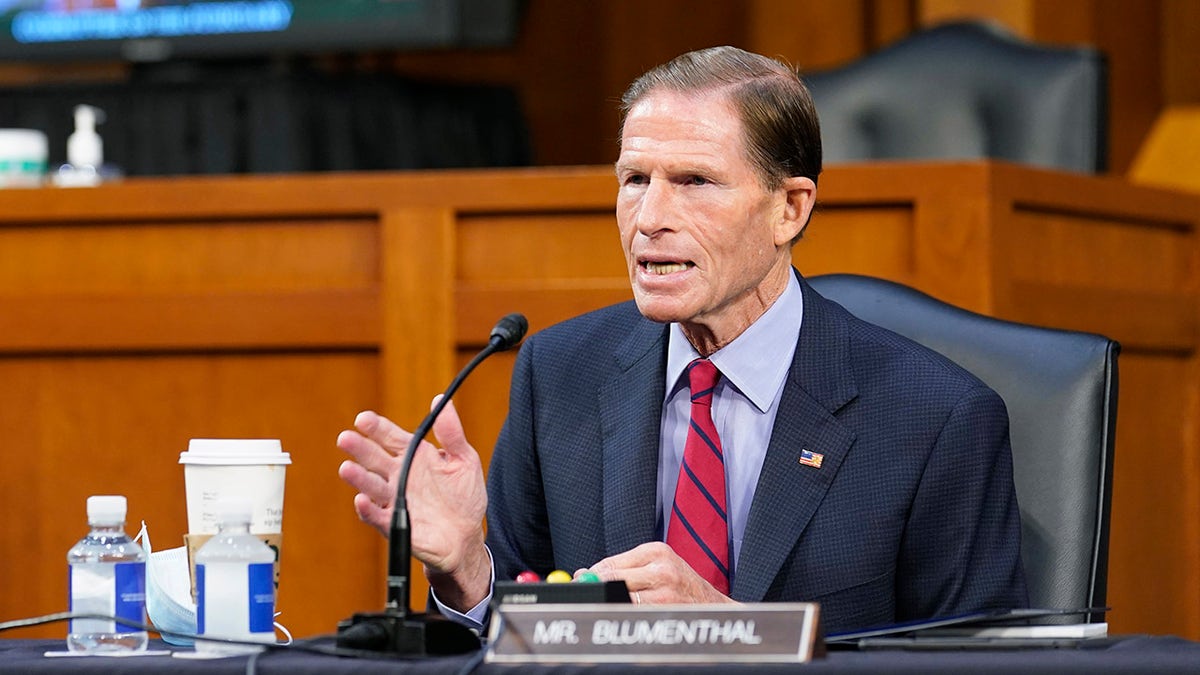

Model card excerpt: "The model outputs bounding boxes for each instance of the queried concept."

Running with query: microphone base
[336,611,481,656]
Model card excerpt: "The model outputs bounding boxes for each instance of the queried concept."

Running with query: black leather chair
[804,21,1107,173]
[809,274,1118,622]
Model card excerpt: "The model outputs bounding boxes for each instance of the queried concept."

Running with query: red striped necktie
[666,358,731,595]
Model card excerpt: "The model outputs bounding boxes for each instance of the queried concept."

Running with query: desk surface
[2,637,1199,674]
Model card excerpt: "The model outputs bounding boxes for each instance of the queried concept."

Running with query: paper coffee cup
[179,439,291,599]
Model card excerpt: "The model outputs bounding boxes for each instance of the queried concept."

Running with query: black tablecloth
[3,636,1199,674]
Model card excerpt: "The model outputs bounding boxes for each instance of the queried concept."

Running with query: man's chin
[632,295,692,325]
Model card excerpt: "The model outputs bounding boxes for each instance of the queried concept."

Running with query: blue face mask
[136,523,196,646]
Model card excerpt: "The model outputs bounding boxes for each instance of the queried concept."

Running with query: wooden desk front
[0,162,1195,640]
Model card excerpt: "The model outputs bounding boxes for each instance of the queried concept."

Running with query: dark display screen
[0,0,521,61]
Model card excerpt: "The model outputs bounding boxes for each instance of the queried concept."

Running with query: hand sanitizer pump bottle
[53,105,121,187]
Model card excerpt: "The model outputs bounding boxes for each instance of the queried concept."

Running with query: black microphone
[489,313,528,351]
[336,313,528,655]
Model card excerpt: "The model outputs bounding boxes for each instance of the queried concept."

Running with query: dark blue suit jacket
[486,274,1027,634]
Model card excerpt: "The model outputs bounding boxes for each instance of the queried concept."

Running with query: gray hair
[620,45,822,191]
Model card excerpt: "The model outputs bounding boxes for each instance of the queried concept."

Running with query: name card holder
[494,579,631,605]
[485,603,823,664]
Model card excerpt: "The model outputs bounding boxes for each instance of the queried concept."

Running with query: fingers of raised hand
[429,399,474,459]
[352,492,391,537]
[354,410,415,455]
[336,429,400,479]
[338,459,395,509]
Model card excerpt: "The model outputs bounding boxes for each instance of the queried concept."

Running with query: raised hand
[337,399,491,610]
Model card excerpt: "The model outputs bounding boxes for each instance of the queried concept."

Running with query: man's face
[615,89,812,346]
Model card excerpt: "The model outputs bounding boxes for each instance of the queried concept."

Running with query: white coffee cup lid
[179,438,291,465]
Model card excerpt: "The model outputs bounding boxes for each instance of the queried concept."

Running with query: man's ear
[775,176,817,246]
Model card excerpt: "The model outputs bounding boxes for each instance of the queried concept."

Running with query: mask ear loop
[273,614,293,645]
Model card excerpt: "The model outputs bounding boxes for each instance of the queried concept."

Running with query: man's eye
[686,175,709,186]
[624,174,648,186]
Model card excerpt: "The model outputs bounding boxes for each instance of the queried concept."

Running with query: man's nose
[635,180,674,237]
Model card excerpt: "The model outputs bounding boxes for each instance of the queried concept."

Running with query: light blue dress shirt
[658,272,804,582]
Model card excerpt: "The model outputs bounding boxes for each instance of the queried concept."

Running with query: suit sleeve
[895,384,1029,620]
[485,336,556,582]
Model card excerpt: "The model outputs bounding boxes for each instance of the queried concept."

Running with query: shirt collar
[666,272,804,412]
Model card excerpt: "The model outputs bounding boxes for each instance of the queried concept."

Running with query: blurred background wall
[0,0,1194,178]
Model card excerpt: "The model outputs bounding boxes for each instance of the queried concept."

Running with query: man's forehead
[623,87,738,128]
[615,144,727,176]
[619,92,745,157]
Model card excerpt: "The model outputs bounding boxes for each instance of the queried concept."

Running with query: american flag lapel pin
[798,448,824,469]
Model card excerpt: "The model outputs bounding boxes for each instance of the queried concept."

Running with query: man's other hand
[579,542,739,605]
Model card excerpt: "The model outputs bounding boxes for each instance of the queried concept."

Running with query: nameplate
[485,603,823,664]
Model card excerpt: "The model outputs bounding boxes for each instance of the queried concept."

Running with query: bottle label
[198,561,275,639]
[69,562,146,635]
[247,563,275,633]
[114,562,147,628]
[197,564,206,635]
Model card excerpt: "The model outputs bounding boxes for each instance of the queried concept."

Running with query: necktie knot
[687,358,721,405]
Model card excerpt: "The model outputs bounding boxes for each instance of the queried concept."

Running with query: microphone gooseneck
[337,313,528,656]
[388,312,528,612]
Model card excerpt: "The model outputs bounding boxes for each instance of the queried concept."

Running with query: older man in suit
[337,46,1027,635]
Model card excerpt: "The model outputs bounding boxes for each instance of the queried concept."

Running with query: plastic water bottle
[195,500,276,655]
[67,495,149,653]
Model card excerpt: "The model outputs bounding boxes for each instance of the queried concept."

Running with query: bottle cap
[216,498,254,526]
[86,495,127,523]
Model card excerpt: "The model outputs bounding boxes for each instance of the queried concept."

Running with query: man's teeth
[645,262,690,275]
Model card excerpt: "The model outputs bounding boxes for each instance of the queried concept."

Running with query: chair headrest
[804,21,1107,173]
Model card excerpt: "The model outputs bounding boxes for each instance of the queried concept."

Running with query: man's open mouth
[642,261,694,275]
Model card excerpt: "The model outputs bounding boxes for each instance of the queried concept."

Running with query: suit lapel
[734,276,860,601]
[599,315,668,556]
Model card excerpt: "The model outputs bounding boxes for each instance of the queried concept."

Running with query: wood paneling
[1129,106,1200,194]
[792,206,917,281]
[920,0,1036,35]
[1,163,1198,642]
[1162,0,1200,105]
[1107,353,1200,636]
[747,0,869,70]
[0,352,383,639]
